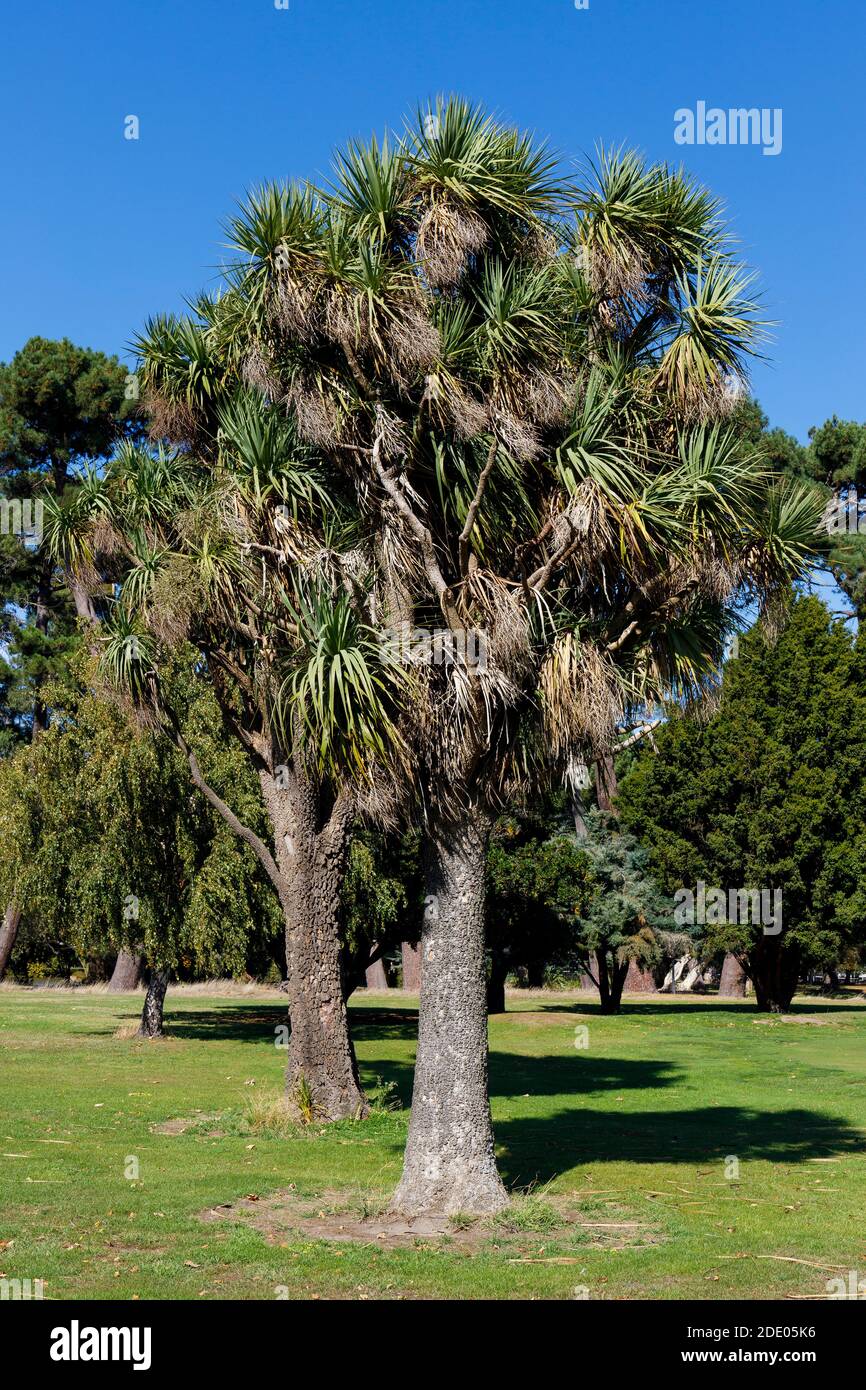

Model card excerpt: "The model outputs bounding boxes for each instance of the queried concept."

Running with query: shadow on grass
[96,1000,866,1192]
[359,1046,684,1111]
[94,997,866,1044]
[512,998,866,1017]
[91,1005,291,1044]
[92,1004,420,1047]
[495,1103,866,1187]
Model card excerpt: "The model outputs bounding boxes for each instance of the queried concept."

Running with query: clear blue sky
[1,0,863,443]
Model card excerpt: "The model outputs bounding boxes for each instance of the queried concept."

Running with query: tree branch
[371,434,461,630]
[160,704,286,902]
[459,436,498,577]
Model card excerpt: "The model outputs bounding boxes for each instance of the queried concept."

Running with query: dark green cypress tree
[618,596,866,1010]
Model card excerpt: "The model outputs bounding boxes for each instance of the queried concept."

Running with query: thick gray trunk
[109,947,145,992]
[259,768,367,1122]
[0,903,22,980]
[138,969,169,1037]
[401,940,422,991]
[718,953,747,998]
[390,813,508,1216]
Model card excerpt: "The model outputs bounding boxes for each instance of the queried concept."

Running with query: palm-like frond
[217,391,329,512]
[111,440,198,528]
[743,479,825,589]
[655,257,766,413]
[41,485,103,573]
[407,96,563,219]
[121,534,173,609]
[330,134,411,244]
[225,181,322,267]
[276,588,407,778]
[132,313,229,432]
[473,257,566,380]
[556,372,642,503]
[661,426,767,540]
[575,146,726,302]
[99,605,156,702]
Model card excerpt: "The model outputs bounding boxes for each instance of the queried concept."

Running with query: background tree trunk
[595,753,618,812]
[364,956,389,990]
[624,959,657,993]
[745,940,800,1012]
[487,947,509,1014]
[589,952,629,1013]
[138,969,169,1037]
[109,947,145,992]
[390,812,508,1216]
[718,953,748,998]
[0,903,22,980]
[595,953,612,1011]
[401,939,422,991]
[579,953,597,992]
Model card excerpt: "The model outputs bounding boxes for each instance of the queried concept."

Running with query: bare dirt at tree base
[197,1187,662,1254]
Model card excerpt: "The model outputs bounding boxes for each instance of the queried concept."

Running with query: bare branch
[371,434,462,630]
[160,703,286,902]
[459,436,498,577]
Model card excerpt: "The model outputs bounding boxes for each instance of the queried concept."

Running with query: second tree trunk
[138,969,169,1037]
[279,839,367,1122]
[0,903,22,980]
[110,947,146,992]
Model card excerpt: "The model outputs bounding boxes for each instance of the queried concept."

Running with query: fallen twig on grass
[719,1254,850,1272]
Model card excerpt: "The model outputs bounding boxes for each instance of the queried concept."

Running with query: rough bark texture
[164,704,366,1123]
[401,939,422,991]
[109,947,146,992]
[259,767,367,1122]
[718,953,748,998]
[364,956,389,990]
[745,939,800,1012]
[624,959,657,993]
[570,789,588,837]
[0,903,22,980]
[390,813,508,1216]
[138,969,169,1037]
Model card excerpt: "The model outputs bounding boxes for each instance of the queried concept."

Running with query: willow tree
[52,369,405,1114]
[0,659,279,1030]
[126,101,821,1211]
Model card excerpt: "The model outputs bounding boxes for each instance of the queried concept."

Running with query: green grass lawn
[2,984,866,1301]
